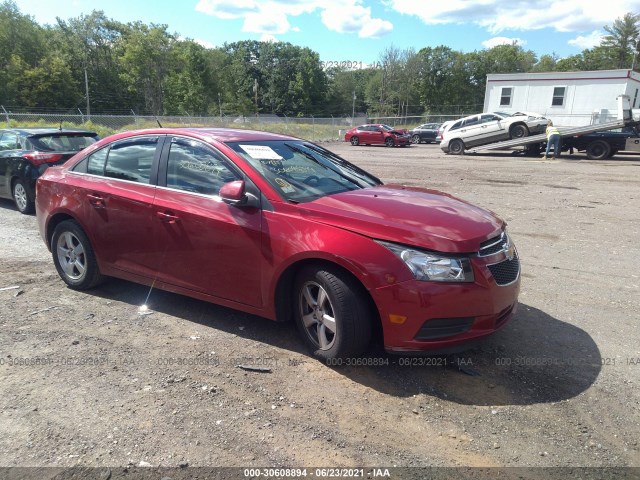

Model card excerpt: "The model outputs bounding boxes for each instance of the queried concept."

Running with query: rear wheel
[350,136,359,146]
[448,139,465,155]
[12,179,34,214]
[510,124,529,139]
[607,148,618,159]
[385,137,394,147]
[52,220,104,290]
[585,140,611,160]
[411,134,421,144]
[294,265,371,360]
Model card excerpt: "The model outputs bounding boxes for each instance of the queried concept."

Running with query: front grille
[479,232,506,256]
[487,255,520,286]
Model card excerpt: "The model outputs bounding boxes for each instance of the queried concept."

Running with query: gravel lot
[1,142,639,476]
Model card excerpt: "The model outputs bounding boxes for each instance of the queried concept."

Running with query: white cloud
[243,11,290,34]
[195,0,259,19]
[482,37,527,49]
[260,33,279,43]
[387,0,640,34]
[195,0,393,38]
[568,30,605,49]
[194,38,216,49]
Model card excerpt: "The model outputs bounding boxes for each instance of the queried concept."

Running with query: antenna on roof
[59,121,62,131]
[155,117,163,128]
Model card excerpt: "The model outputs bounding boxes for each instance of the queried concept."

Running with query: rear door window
[0,132,19,150]
[104,138,158,184]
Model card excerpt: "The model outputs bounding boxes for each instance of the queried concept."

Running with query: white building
[483,69,640,127]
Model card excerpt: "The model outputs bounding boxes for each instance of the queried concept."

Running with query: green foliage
[1,2,640,118]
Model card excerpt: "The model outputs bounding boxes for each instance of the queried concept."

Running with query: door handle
[87,193,105,208]
[156,211,179,224]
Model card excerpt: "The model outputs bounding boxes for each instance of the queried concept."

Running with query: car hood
[299,185,504,253]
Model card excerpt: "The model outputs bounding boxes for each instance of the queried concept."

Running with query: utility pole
[218,92,222,122]
[84,67,90,120]
[351,91,356,126]
[253,79,258,117]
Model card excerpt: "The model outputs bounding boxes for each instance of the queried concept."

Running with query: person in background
[543,120,561,159]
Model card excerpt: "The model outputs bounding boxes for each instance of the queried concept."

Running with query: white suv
[440,112,547,154]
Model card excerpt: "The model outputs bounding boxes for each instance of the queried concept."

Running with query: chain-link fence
[5,106,613,140]
[0,106,480,141]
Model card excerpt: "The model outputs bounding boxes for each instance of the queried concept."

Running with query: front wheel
[385,137,394,147]
[411,134,421,144]
[350,136,359,146]
[294,265,371,360]
[12,179,34,214]
[52,220,104,290]
[448,139,465,155]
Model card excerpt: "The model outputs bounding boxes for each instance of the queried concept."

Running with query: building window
[552,87,566,106]
[500,87,512,106]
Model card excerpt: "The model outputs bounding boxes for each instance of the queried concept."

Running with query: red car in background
[344,124,411,147]
[36,128,520,360]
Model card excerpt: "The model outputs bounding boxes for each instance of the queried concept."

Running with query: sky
[13,0,640,65]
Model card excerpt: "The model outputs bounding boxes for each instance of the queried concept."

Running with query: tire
[411,134,421,144]
[448,139,465,155]
[294,265,371,360]
[350,136,359,146]
[385,137,394,147]
[525,143,542,156]
[585,140,611,160]
[52,220,104,290]
[510,124,529,139]
[607,148,618,159]
[12,179,34,214]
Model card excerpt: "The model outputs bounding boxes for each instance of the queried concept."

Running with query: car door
[478,114,507,143]
[151,136,264,307]
[0,131,19,196]
[73,135,161,277]
[371,126,386,144]
[458,115,486,147]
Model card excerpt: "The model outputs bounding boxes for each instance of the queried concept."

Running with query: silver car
[440,112,548,154]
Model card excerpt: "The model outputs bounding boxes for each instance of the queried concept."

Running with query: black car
[0,128,99,213]
[409,123,441,144]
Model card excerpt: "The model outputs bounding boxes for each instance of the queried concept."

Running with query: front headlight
[378,241,474,282]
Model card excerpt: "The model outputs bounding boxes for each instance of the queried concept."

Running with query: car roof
[97,127,302,144]
[0,127,97,136]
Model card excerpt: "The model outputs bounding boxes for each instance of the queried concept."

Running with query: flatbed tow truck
[461,95,640,159]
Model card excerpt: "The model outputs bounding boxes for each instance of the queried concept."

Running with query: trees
[2,2,640,118]
[602,13,640,69]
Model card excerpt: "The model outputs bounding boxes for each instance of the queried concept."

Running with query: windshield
[226,140,381,203]
[30,133,98,152]
[380,124,394,131]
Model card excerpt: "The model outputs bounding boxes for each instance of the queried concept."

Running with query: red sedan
[36,128,520,359]
[344,124,411,147]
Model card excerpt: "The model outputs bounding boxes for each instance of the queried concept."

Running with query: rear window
[30,134,98,152]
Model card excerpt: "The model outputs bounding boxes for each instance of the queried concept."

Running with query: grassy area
[8,118,348,142]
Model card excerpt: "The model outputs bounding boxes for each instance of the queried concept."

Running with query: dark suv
[0,128,98,213]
